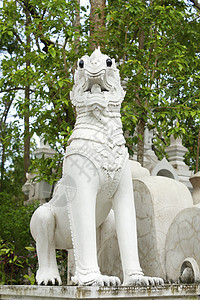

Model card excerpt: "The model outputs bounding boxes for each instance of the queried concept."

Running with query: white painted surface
[97,176,193,280]
[165,204,200,282]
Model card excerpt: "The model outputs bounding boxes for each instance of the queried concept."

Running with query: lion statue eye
[106,58,112,67]
[79,60,84,68]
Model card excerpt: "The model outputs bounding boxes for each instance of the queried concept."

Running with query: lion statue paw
[72,270,121,286]
[36,269,62,286]
[123,271,164,286]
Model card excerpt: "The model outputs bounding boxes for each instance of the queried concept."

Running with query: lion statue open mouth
[30,48,163,287]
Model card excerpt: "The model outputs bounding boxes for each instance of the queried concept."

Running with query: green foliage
[24,273,36,285]
[56,250,68,285]
[0,239,23,285]
[105,0,200,168]
[0,239,68,285]
[0,121,24,194]
[0,192,38,255]
[0,189,38,285]
[1,1,199,169]
[2,0,199,172]
[29,153,63,186]
[0,239,36,285]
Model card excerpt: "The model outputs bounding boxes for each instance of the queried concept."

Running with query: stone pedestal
[1,285,200,299]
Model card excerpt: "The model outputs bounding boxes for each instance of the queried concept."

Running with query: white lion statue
[30,48,163,287]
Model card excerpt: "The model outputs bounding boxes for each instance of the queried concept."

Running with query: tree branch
[189,0,200,11]
[0,87,36,93]
[13,30,23,44]
[17,0,55,53]
[63,38,68,78]
[0,99,13,127]
[15,0,26,11]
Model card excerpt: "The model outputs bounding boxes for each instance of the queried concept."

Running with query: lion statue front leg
[64,155,121,286]
[112,161,163,286]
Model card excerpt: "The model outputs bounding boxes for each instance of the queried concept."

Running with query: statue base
[0,285,200,299]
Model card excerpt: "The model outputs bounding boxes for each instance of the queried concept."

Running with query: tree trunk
[72,0,80,53]
[137,119,145,166]
[136,29,146,166]
[90,0,106,49]
[196,127,200,173]
[75,0,80,39]
[24,86,30,182]
[24,4,31,183]
[0,102,12,192]
[0,143,5,192]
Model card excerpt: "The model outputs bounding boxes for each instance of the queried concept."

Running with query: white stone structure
[151,157,179,180]
[96,163,200,284]
[190,172,200,205]
[132,128,193,190]
[22,139,56,205]
[164,171,200,282]
[22,173,52,205]
[165,135,193,190]
[30,48,163,287]
[165,206,200,282]
[96,165,193,282]
[34,138,56,159]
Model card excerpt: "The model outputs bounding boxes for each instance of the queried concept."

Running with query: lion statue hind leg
[30,205,62,286]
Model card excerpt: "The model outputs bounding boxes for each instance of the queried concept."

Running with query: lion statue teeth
[30,47,164,287]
